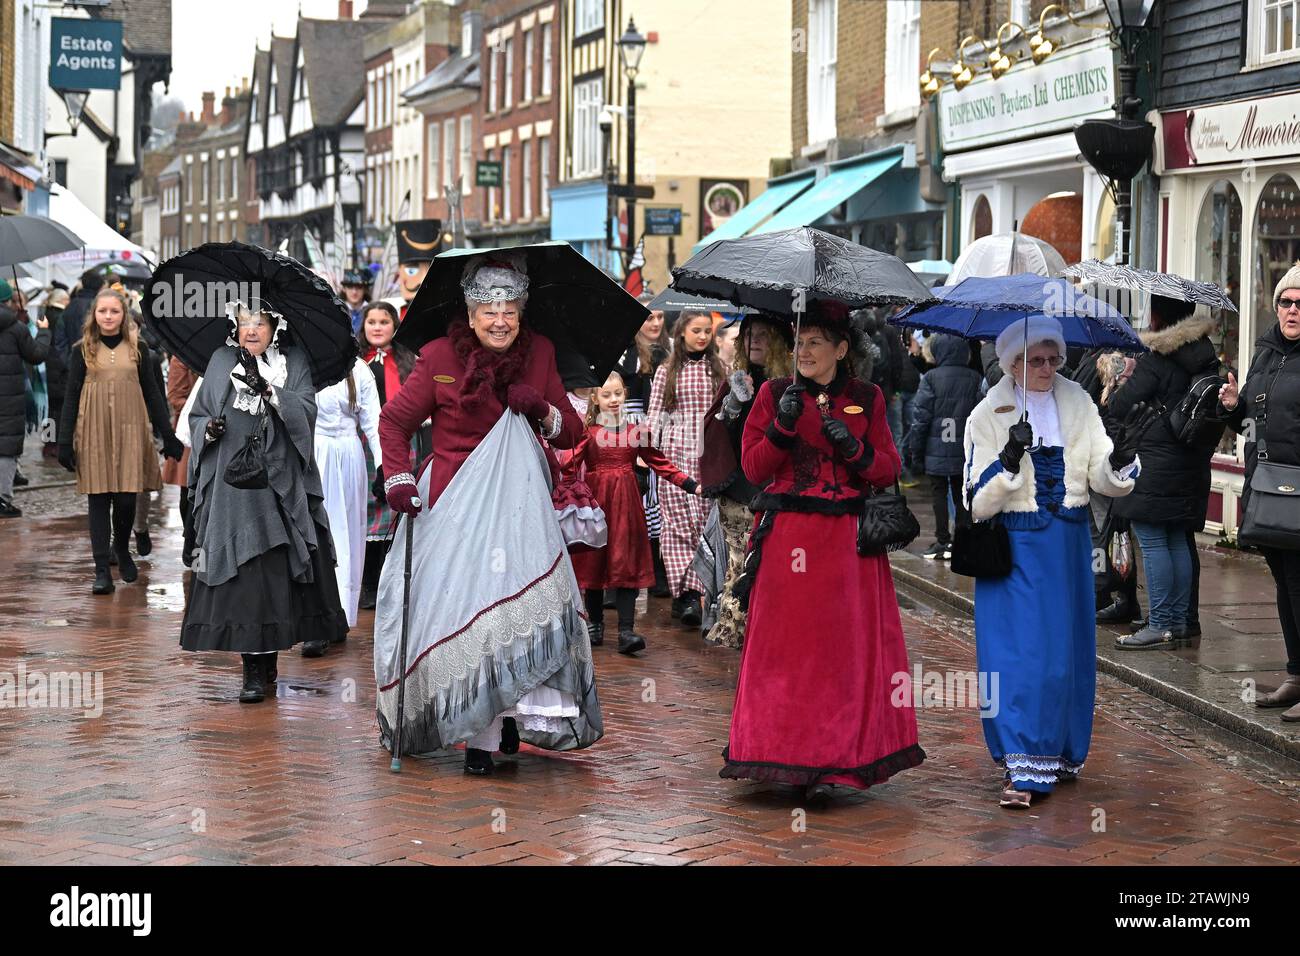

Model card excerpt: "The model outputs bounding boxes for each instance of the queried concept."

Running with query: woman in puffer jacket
[1107,296,1221,650]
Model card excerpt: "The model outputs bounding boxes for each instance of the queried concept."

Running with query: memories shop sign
[939,40,1116,152]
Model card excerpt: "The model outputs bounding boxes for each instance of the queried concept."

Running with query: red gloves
[507,383,550,423]
[385,475,422,516]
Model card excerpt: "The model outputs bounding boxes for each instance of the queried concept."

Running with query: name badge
[843,405,864,415]
[433,374,456,384]
[994,404,1016,414]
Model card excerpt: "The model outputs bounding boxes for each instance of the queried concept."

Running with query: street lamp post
[1073,0,1156,266]
[616,18,646,263]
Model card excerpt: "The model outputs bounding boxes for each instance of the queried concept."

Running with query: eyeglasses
[1019,355,1066,369]
[1279,297,1300,311]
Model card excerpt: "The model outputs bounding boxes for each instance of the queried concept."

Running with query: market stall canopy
[34,184,153,287]
[691,172,814,254]
[752,152,902,235]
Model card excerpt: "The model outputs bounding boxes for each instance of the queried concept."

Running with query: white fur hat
[994,316,1066,377]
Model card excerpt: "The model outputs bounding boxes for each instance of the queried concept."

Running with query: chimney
[339,0,353,19]
[201,91,216,125]
[221,87,236,126]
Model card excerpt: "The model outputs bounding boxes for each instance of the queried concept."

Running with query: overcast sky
[167,0,372,111]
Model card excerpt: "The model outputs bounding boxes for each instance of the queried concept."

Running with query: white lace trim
[380,555,591,726]
[1003,753,1086,783]
[384,471,416,494]
[541,404,563,440]
[229,345,288,415]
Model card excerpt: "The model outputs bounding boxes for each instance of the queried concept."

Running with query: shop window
[971,194,992,242]
[1196,179,1243,455]
[1248,0,1300,66]
[1255,173,1300,340]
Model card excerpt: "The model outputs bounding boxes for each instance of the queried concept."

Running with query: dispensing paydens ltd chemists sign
[49,17,123,91]
[939,39,1115,152]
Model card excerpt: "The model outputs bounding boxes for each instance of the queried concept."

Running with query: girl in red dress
[568,371,700,655]
[722,302,925,802]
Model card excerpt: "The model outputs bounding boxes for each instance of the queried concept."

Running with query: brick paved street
[1,489,1299,866]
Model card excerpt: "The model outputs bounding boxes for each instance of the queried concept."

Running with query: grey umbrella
[1062,259,1238,312]
[0,215,83,267]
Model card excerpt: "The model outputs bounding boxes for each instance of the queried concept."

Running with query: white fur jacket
[963,373,1138,522]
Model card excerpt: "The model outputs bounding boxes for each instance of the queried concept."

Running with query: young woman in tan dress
[58,288,183,594]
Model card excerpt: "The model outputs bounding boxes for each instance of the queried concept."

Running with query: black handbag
[949,519,1012,578]
[1239,441,1300,550]
[1237,360,1300,550]
[223,410,270,490]
[856,481,921,556]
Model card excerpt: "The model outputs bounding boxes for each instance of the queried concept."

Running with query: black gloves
[372,467,386,504]
[57,445,75,472]
[1109,402,1161,470]
[821,417,863,462]
[776,383,805,431]
[681,477,699,495]
[231,347,271,396]
[205,415,227,443]
[999,419,1034,473]
[163,435,185,461]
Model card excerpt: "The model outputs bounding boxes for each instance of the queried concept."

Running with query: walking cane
[390,499,420,773]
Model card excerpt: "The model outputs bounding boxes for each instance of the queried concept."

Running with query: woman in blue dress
[964,316,1155,808]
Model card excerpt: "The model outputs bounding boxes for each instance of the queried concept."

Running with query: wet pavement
[895,491,1300,760]
[1,474,1299,865]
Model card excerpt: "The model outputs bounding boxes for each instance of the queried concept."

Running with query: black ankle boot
[464,748,495,775]
[587,621,604,646]
[670,596,684,619]
[680,591,702,627]
[116,547,138,583]
[263,652,278,689]
[500,717,520,754]
[301,639,329,658]
[617,624,646,655]
[239,655,265,703]
[650,540,670,597]
[1096,598,1139,624]
[135,530,152,557]
[92,558,115,595]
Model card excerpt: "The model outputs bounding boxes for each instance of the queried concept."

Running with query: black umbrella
[144,241,356,389]
[396,240,648,384]
[671,227,936,316]
[645,287,755,315]
[0,215,83,267]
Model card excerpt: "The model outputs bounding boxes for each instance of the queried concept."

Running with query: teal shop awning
[752,152,902,235]
[692,173,813,253]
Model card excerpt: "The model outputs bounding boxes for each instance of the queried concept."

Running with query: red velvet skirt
[721,510,925,789]
[570,467,654,590]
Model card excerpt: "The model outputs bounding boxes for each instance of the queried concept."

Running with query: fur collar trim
[448,320,533,411]
[1139,316,1217,355]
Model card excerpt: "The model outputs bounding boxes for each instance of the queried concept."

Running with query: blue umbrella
[892,273,1146,353]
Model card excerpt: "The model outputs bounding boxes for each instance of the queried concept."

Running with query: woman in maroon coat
[721,301,925,801]
[378,259,591,777]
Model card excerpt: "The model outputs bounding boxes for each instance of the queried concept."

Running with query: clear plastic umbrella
[950,232,1067,283]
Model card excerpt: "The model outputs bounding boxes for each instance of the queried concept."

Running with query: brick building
[403,5,484,234]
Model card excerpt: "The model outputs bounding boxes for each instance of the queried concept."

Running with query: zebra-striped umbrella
[1062,259,1237,312]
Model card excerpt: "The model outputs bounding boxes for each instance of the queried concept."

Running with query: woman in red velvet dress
[722,302,925,801]
[567,371,700,655]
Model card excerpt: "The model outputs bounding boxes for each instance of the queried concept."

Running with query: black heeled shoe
[500,717,520,754]
[464,748,495,775]
[239,655,265,704]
